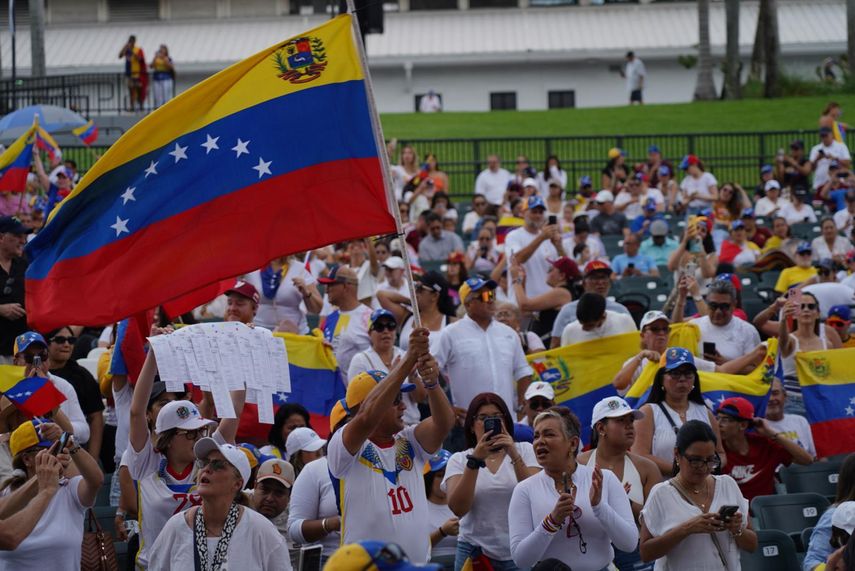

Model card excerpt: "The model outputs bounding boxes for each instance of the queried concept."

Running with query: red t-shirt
[723,432,792,501]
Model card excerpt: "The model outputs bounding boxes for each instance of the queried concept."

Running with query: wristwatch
[465,454,486,470]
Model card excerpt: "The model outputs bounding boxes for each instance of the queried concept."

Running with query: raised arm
[0,452,61,550]
[340,328,428,455]
[129,349,157,453]
[68,437,105,507]
[32,150,50,191]
[376,289,410,324]
[413,354,455,454]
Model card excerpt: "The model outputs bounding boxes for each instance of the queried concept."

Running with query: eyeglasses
[196,457,230,472]
[177,427,209,441]
[371,322,396,333]
[682,454,722,471]
[528,398,553,411]
[23,351,48,364]
[798,251,813,256]
[707,301,732,312]
[50,336,77,345]
[666,369,695,381]
[360,544,409,571]
[566,514,588,553]
[645,326,670,335]
[2,277,14,296]
[801,303,818,311]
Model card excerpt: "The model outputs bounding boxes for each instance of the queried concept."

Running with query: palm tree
[694,0,717,100]
[763,0,781,97]
[724,0,741,99]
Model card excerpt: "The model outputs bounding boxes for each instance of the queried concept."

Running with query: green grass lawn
[379,95,855,139]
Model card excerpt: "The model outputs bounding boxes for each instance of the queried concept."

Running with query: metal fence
[396,130,842,202]
[0,73,175,116]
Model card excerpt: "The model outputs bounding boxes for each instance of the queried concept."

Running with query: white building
[0,0,846,113]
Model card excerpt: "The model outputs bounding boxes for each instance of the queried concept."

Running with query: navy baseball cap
[660,347,696,372]
[369,308,397,329]
[0,216,33,235]
[796,241,812,255]
[828,305,852,323]
[741,208,755,219]
[580,175,593,187]
[760,165,774,175]
[523,195,546,211]
[648,144,661,154]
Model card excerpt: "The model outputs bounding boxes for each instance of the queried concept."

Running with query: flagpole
[345,3,421,328]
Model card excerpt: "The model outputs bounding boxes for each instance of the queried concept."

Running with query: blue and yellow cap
[458,277,497,304]
[324,541,441,571]
[660,347,696,372]
[423,449,452,475]
[13,331,47,356]
[10,418,53,457]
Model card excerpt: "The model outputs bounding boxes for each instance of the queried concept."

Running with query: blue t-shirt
[630,213,664,237]
[611,253,657,275]
[829,188,849,212]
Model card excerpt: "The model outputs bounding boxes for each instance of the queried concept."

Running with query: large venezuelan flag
[527,332,639,444]
[237,332,345,442]
[25,15,396,331]
[625,339,777,417]
[0,124,36,192]
[796,348,855,458]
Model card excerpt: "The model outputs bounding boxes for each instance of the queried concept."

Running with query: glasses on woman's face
[666,368,694,381]
[50,335,78,345]
[196,457,231,472]
[682,454,721,471]
[801,303,818,311]
[645,326,670,335]
[360,544,409,571]
[371,322,397,333]
[177,427,209,441]
[528,398,552,411]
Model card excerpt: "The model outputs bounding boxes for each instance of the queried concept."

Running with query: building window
[548,90,575,109]
[107,0,159,21]
[490,92,516,111]
[530,0,578,5]
[470,0,517,8]
[411,0,457,8]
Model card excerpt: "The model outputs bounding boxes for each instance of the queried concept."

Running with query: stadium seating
[779,461,843,502]
[600,235,624,258]
[740,529,800,571]
[93,505,119,539]
[752,492,830,551]
[800,526,814,555]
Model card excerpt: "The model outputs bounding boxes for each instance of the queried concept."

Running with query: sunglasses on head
[50,335,77,345]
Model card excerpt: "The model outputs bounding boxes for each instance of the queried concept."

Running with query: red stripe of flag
[811,418,855,458]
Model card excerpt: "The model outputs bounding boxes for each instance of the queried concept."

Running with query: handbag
[81,508,119,571]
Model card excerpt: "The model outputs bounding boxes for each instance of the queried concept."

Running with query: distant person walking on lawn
[621,51,646,105]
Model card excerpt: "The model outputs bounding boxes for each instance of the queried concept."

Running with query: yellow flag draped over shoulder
[527,332,640,442]
[626,339,777,414]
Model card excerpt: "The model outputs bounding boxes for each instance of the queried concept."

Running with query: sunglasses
[666,369,695,380]
[645,326,670,335]
[801,303,818,311]
[707,301,732,312]
[528,398,553,411]
[50,336,77,345]
[371,322,396,333]
[177,427,209,441]
[360,544,409,571]
[196,457,231,472]
[23,351,48,364]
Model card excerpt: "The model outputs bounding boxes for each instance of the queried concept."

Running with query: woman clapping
[508,407,637,570]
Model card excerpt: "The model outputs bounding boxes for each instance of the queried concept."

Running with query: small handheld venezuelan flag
[72,119,98,146]
[0,123,36,192]
[0,365,66,418]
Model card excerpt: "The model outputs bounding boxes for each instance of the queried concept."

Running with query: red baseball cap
[716,397,754,422]
[549,257,581,281]
[225,280,260,305]
[584,260,612,276]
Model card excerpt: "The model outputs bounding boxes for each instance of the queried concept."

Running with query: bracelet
[731,527,744,538]
[321,518,329,534]
[541,513,563,534]
[438,526,447,538]
[69,444,82,455]
[511,456,524,466]
[115,510,127,520]
[466,454,486,470]
[423,381,440,391]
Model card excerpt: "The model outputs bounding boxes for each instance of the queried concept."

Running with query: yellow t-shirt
[774,266,817,293]
[762,235,783,252]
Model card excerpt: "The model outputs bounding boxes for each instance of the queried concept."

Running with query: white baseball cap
[285,427,327,461]
[523,177,538,188]
[154,400,216,435]
[194,437,252,489]
[524,381,555,402]
[256,458,296,489]
[596,190,615,203]
[382,256,406,270]
[765,179,781,191]
[640,310,671,331]
[590,396,644,428]
[833,501,855,535]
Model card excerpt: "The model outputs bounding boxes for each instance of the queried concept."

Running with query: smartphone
[298,544,323,571]
[718,505,739,522]
[52,432,70,456]
[703,342,717,356]
[483,417,502,437]
[627,263,635,270]
[548,215,558,226]
[32,355,42,369]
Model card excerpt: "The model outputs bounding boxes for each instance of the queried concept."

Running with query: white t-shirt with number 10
[327,425,434,564]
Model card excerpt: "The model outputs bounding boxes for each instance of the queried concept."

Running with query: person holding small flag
[32,150,71,218]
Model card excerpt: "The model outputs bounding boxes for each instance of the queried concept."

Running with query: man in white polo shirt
[433,277,533,420]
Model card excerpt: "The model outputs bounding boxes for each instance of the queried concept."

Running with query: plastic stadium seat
[801,526,814,554]
[779,461,843,502]
[740,529,800,571]
[616,293,649,326]
[742,299,768,322]
[601,235,624,258]
[86,347,108,360]
[419,260,446,275]
[752,492,830,551]
[789,223,818,240]
[93,505,118,539]
[613,276,662,296]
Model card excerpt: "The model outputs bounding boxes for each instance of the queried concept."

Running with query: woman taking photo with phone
[508,407,637,570]
[443,392,540,570]
[639,420,757,568]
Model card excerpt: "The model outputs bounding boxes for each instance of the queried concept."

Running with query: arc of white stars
[169,143,188,163]
[201,134,219,154]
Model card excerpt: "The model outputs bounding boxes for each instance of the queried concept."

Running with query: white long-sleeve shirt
[285,457,340,556]
[50,373,90,444]
[508,464,638,571]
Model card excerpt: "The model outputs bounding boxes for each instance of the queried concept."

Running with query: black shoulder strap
[657,402,679,435]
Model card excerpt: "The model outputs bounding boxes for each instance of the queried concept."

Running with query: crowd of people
[118,35,175,111]
[0,106,853,570]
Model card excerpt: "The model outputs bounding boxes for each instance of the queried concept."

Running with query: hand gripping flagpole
[346,2,422,328]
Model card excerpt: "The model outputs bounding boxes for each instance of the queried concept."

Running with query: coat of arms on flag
[273,37,328,84]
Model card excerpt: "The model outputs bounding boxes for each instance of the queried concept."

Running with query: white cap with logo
[285,427,327,461]
[154,400,216,435]
[194,437,252,489]
[590,396,644,428]
[524,381,555,402]
[640,310,671,331]
[256,459,296,489]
